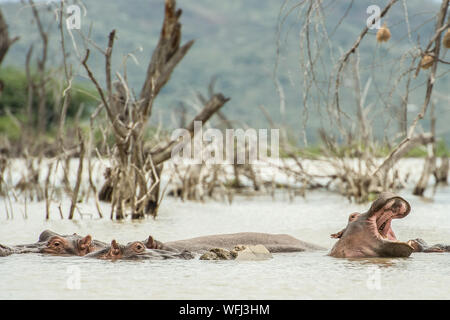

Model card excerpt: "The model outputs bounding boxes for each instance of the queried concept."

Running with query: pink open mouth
[372,198,410,241]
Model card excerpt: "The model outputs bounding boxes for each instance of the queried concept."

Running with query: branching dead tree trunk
[0,9,19,67]
[434,156,449,184]
[82,0,229,219]
[29,0,49,135]
[413,101,437,196]
[68,131,85,219]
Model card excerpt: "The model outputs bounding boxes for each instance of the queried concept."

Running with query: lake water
[1,185,449,299]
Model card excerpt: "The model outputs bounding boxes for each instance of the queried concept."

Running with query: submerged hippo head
[41,234,94,256]
[40,230,105,256]
[96,240,148,260]
[86,239,194,260]
[329,192,414,258]
[11,230,102,256]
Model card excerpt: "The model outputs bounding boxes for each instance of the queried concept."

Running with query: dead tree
[276,0,448,202]
[82,0,229,219]
[413,101,437,196]
[29,0,49,135]
[434,156,449,184]
[0,8,19,66]
[384,0,449,196]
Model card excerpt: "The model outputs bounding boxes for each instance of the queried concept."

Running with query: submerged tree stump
[413,157,436,196]
[434,156,449,184]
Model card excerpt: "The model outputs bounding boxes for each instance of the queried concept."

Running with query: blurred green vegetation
[0,66,98,117]
[280,140,449,159]
[0,66,98,141]
[0,113,21,141]
[405,140,450,158]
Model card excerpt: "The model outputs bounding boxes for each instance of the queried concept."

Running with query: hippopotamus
[142,232,326,253]
[0,230,106,257]
[407,238,450,253]
[329,192,416,258]
[85,239,195,260]
[199,245,273,261]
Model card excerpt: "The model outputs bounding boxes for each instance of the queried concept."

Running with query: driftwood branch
[334,0,399,119]
[372,0,449,178]
[150,93,230,165]
[140,0,195,117]
[0,8,19,66]
[374,133,434,176]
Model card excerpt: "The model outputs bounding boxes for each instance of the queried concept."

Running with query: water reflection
[345,257,406,268]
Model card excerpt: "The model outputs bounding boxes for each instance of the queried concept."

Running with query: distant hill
[1,0,449,144]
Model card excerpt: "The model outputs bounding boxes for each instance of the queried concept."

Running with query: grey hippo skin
[0,244,14,257]
[0,230,107,257]
[329,192,415,258]
[143,232,326,254]
[85,239,194,260]
[407,238,450,253]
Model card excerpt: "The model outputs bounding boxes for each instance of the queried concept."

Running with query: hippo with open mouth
[85,239,195,260]
[329,192,415,258]
[0,230,106,257]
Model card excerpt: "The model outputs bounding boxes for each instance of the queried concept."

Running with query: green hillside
[1,0,449,144]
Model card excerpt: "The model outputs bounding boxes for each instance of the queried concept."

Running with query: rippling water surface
[0,186,449,299]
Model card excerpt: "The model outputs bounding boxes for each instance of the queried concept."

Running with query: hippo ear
[380,241,414,257]
[145,236,159,249]
[331,228,345,239]
[79,235,92,250]
[108,240,122,258]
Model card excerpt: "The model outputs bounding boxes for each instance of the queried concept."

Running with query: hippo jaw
[367,196,411,241]
[330,193,414,258]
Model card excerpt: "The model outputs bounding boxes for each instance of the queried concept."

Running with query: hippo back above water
[151,232,326,253]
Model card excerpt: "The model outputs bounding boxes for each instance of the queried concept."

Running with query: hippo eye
[50,240,63,249]
[134,243,145,252]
